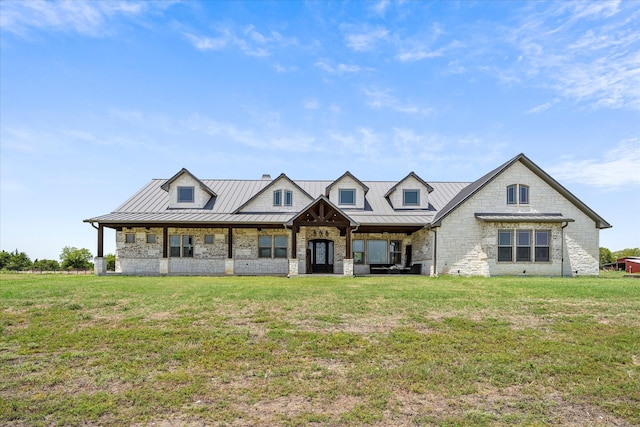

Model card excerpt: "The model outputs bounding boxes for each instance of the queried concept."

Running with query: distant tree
[612,248,640,259]
[33,259,61,271]
[0,250,10,270]
[599,247,614,268]
[60,247,93,270]
[3,250,32,271]
[106,254,116,271]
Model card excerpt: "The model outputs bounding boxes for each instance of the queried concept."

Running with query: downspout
[561,221,569,277]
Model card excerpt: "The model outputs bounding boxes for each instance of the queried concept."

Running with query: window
[204,235,214,245]
[519,185,529,204]
[507,184,529,205]
[498,230,513,262]
[353,240,364,264]
[258,236,272,258]
[339,189,355,205]
[178,186,194,203]
[170,235,193,257]
[390,241,402,264]
[284,190,293,207]
[403,189,419,206]
[146,234,156,244]
[535,230,550,262]
[169,235,181,257]
[507,185,517,205]
[274,236,288,258]
[273,190,282,206]
[125,233,135,244]
[182,235,194,257]
[516,230,531,262]
[367,240,387,264]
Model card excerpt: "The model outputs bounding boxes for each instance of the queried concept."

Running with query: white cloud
[183,33,229,51]
[526,99,560,114]
[315,61,362,74]
[184,25,298,57]
[549,138,640,188]
[0,0,168,37]
[342,26,389,51]
[304,99,320,109]
[363,87,432,116]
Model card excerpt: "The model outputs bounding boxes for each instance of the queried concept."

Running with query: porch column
[97,224,104,258]
[343,225,354,276]
[289,226,299,276]
[225,228,234,275]
[94,224,105,276]
[160,227,169,275]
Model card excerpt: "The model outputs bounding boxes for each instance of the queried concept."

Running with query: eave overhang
[474,213,575,223]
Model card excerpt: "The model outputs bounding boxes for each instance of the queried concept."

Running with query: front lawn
[1,274,638,426]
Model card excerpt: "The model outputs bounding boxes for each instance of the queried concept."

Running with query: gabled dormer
[161,168,216,209]
[234,173,314,213]
[384,172,433,210]
[325,171,369,210]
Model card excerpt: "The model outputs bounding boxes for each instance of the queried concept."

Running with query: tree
[3,250,32,271]
[60,247,93,270]
[33,259,61,271]
[599,247,614,268]
[612,248,640,259]
[0,250,10,270]
[106,254,116,271]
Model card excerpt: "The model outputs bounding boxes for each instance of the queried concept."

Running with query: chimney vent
[261,174,271,180]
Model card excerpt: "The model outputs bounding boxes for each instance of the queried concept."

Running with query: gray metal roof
[85,176,470,227]
[474,213,575,223]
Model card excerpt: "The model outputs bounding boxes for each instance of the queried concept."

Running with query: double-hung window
[516,230,532,262]
[274,236,288,258]
[498,230,513,262]
[258,235,288,258]
[273,190,282,207]
[535,230,550,262]
[353,240,364,264]
[258,236,272,258]
[339,189,355,205]
[170,235,194,257]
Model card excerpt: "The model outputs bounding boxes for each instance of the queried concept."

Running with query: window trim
[507,185,517,205]
[125,233,135,244]
[516,230,532,262]
[535,230,550,262]
[519,185,529,205]
[403,189,420,206]
[204,235,214,245]
[507,184,529,205]
[339,188,356,205]
[146,234,156,244]
[169,234,194,257]
[273,190,282,207]
[258,236,272,258]
[284,190,293,207]
[498,229,550,263]
[274,235,288,258]
[177,186,195,203]
[497,230,513,262]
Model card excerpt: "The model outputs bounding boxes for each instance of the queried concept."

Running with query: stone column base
[94,257,106,276]
[343,258,354,276]
[159,258,169,275]
[224,259,235,275]
[288,259,299,276]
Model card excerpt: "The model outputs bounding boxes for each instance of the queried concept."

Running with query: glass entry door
[308,239,334,273]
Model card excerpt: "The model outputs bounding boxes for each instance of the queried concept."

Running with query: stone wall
[435,161,600,276]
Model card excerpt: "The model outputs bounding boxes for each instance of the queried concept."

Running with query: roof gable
[160,168,216,197]
[325,171,369,195]
[384,172,434,198]
[234,173,314,213]
[287,195,358,227]
[431,153,611,229]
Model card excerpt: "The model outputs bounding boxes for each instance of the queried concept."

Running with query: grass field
[1,273,638,426]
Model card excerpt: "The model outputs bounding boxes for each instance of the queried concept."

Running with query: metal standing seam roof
[84,177,471,226]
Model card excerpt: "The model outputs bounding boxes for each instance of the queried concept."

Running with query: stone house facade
[85,154,610,277]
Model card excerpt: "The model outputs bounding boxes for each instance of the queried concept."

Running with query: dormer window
[403,189,420,206]
[339,189,356,205]
[507,184,528,205]
[178,186,194,203]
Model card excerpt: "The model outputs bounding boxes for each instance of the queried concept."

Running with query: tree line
[0,247,116,272]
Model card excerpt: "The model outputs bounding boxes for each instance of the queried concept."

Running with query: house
[84,154,611,277]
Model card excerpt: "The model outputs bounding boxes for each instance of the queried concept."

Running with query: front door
[308,239,334,273]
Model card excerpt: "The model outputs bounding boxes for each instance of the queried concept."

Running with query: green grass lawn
[1,273,638,426]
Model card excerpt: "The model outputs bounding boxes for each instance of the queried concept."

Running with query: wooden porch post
[291,226,298,259]
[227,228,233,259]
[345,226,352,258]
[97,224,104,258]
[162,227,168,258]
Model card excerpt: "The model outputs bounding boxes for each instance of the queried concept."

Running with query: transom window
[177,186,195,203]
[339,189,356,205]
[498,229,550,263]
[403,189,420,206]
[507,184,529,205]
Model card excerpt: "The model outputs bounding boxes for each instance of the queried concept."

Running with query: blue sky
[1,0,639,261]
